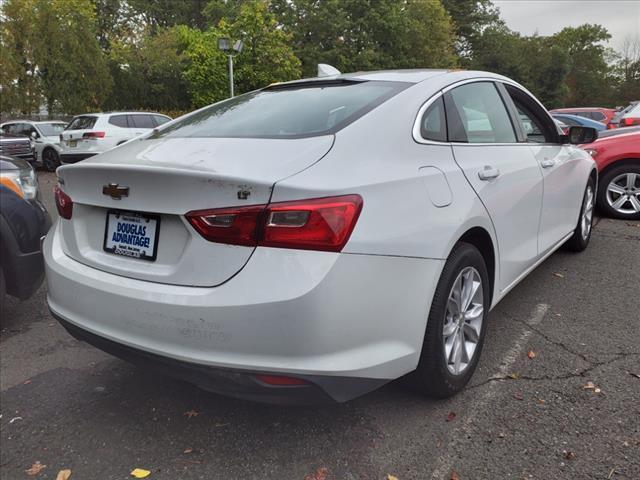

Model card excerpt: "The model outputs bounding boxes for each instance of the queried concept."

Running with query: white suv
[59,112,171,164]
[1,120,67,171]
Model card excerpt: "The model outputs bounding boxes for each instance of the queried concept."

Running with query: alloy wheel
[581,185,594,240]
[606,172,640,215]
[443,266,484,375]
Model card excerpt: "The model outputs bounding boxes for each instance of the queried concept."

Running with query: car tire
[565,177,596,252]
[407,242,490,398]
[42,148,60,172]
[596,164,640,220]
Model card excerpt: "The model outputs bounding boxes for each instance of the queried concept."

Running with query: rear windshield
[66,116,97,130]
[152,80,410,139]
[38,123,66,136]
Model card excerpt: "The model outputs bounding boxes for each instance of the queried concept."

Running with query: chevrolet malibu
[44,70,598,404]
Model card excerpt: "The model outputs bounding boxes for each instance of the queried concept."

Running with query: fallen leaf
[498,432,505,438]
[513,393,524,401]
[507,372,520,380]
[527,350,536,359]
[608,467,616,479]
[628,371,640,379]
[9,416,23,423]
[183,448,193,454]
[583,381,596,390]
[554,313,562,317]
[446,411,456,422]
[564,450,576,460]
[594,388,602,394]
[25,462,46,476]
[23,379,32,385]
[304,467,328,480]
[183,410,199,419]
[130,468,151,478]
[538,398,546,405]
[450,470,460,480]
[56,469,72,480]
[553,272,564,278]
[387,475,399,480]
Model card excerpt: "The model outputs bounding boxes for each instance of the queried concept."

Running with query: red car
[581,131,640,219]
[550,107,617,126]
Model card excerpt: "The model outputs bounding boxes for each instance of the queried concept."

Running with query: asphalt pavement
[1,171,639,479]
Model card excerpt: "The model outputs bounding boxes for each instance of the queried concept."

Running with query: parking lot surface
[1,171,639,479]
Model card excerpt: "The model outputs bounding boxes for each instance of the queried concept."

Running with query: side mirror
[562,126,598,145]
[30,131,39,139]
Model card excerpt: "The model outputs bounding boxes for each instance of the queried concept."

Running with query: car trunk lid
[56,135,333,287]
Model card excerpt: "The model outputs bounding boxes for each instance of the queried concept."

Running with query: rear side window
[108,115,129,128]
[445,82,517,143]
[153,115,170,126]
[66,116,97,130]
[420,97,447,142]
[129,115,155,129]
[152,80,410,139]
[591,112,605,121]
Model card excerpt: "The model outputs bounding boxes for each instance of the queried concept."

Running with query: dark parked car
[0,155,51,308]
[0,131,35,164]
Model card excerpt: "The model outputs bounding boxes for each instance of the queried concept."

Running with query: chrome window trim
[412,77,564,147]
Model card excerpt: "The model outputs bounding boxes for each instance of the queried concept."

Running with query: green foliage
[271,0,458,77]
[1,0,111,115]
[1,0,636,115]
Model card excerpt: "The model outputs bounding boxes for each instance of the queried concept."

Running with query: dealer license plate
[103,210,160,261]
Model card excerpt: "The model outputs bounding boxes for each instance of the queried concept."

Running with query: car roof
[1,120,66,124]
[273,69,513,86]
[73,112,169,117]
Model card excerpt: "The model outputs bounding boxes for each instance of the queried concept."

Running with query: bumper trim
[52,312,388,404]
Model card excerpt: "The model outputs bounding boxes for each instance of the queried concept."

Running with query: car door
[501,84,585,254]
[128,114,154,138]
[444,81,544,292]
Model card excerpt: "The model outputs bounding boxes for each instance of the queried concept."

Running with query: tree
[35,0,112,114]
[270,0,457,77]
[611,35,640,106]
[0,0,41,114]
[127,0,209,31]
[1,0,112,115]
[552,24,612,106]
[441,0,503,59]
[105,27,191,112]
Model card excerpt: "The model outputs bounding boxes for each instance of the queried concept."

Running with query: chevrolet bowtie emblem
[102,183,129,200]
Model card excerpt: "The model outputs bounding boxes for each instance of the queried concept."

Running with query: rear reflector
[82,131,105,139]
[254,375,308,386]
[54,185,73,219]
[186,194,363,252]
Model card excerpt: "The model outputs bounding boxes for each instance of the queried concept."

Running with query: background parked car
[608,101,639,129]
[59,112,171,164]
[618,102,640,128]
[1,120,67,171]
[0,155,51,309]
[581,131,640,219]
[549,107,616,126]
[0,131,35,164]
[597,125,640,139]
[551,113,606,131]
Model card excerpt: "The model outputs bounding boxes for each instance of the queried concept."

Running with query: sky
[494,0,640,51]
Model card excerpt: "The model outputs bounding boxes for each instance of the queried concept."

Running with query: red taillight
[186,194,363,252]
[621,118,639,126]
[186,205,264,246]
[82,131,105,139]
[54,185,73,219]
[254,375,308,386]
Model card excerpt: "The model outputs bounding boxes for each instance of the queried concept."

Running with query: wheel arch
[598,158,640,181]
[454,226,496,304]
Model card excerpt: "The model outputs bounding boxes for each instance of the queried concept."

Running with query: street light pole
[218,37,243,99]
[228,55,234,98]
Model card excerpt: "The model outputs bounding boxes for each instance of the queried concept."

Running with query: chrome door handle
[478,166,501,180]
[541,159,556,168]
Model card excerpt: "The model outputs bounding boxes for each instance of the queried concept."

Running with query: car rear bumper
[60,153,97,164]
[44,222,444,402]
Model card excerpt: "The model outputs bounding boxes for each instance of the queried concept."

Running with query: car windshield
[65,116,97,130]
[152,80,410,139]
[38,123,66,136]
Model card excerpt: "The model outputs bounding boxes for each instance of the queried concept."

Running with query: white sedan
[44,70,597,403]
